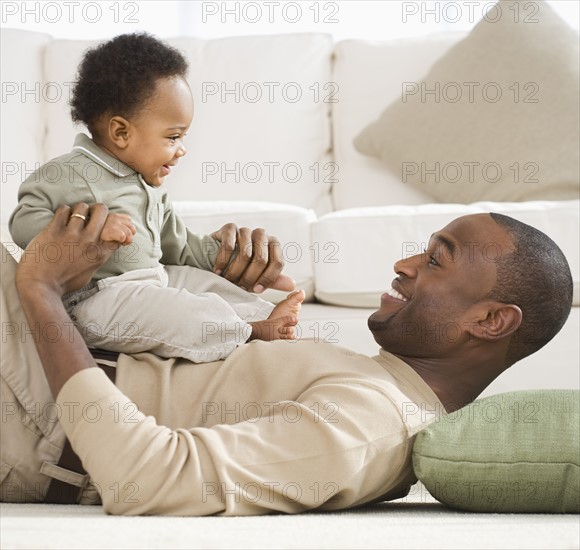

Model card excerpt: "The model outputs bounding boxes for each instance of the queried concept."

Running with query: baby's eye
[168,136,179,143]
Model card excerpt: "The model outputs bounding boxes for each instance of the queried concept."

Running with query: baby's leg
[165,265,274,321]
[68,275,255,363]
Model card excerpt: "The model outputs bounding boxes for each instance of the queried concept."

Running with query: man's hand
[100,212,136,244]
[211,224,295,293]
[16,203,120,297]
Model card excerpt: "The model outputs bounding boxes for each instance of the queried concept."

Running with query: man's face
[121,76,193,187]
[368,214,515,358]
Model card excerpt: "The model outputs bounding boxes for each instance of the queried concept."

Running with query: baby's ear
[109,116,131,147]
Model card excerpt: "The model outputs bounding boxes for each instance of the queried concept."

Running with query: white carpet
[2,484,578,550]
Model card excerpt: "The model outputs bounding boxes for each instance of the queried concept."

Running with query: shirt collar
[72,133,136,178]
[374,349,447,429]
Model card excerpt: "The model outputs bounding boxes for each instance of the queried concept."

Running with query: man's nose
[393,252,423,277]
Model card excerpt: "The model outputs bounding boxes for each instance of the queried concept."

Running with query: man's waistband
[44,349,119,505]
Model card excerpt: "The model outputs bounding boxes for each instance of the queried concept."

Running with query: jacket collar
[71,133,136,178]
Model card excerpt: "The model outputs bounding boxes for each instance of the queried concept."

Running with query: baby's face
[123,76,193,187]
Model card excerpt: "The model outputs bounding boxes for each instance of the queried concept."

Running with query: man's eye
[428,255,439,266]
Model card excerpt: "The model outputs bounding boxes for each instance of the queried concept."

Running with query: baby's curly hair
[70,33,188,130]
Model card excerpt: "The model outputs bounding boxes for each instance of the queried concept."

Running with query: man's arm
[159,199,295,293]
[15,202,117,396]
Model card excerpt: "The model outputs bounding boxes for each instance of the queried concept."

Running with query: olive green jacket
[9,134,219,279]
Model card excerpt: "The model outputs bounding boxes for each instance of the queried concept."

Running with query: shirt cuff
[56,367,122,430]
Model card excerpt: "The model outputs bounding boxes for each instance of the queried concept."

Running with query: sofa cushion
[43,34,334,214]
[354,0,580,204]
[331,33,462,210]
[0,29,52,223]
[173,201,316,303]
[311,200,579,307]
[412,390,580,513]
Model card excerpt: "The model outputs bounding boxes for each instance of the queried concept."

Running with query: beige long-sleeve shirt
[56,340,445,516]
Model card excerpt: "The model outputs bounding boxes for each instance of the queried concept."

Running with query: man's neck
[394,352,508,413]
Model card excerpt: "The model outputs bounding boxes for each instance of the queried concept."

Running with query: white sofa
[1,28,578,398]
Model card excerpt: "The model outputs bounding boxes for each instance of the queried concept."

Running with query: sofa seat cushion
[311,200,579,307]
[173,200,316,303]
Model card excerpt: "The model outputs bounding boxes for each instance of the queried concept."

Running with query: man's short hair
[488,212,573,365]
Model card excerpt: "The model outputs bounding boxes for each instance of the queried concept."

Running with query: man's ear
[108,116,131,149]
[467,302,523,342]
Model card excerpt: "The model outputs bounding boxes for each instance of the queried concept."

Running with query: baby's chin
[143,175,165,187]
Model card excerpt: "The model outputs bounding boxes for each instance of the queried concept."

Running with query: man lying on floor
[1,203,573,515]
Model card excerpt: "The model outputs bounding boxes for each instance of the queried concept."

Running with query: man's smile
[383,288,407,303]
[382,279,410,304]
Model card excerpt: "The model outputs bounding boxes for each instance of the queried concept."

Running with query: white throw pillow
[354,0,580,204]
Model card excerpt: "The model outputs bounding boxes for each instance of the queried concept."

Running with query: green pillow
[412,390,579,513]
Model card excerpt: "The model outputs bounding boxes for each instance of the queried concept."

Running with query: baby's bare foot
[248,315,298,341]
[269,289,305,320]
[248,290,305,342]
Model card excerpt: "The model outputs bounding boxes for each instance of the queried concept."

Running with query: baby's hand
[100,213,136,244]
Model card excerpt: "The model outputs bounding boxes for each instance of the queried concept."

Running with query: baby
[9,33,304,363]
